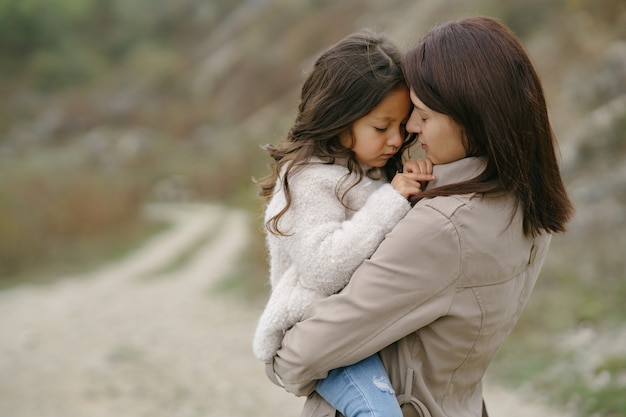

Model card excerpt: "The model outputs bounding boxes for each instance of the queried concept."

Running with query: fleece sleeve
[281,166,411,295]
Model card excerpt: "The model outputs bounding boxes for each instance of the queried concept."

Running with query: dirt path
[0,203,569,417]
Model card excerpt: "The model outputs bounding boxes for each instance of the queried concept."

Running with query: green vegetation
[491,232,626,416]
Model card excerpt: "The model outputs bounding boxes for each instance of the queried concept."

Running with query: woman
[266,16,574,417]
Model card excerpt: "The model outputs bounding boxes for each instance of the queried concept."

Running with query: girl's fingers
[403,159,434,175]
[403,172,435,182]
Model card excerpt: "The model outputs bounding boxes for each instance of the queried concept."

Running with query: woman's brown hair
[403,16,574,236]
[257,29,415,235]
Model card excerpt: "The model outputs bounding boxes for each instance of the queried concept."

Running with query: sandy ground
[0,203,570,417]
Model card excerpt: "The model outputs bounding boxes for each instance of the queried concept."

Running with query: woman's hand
[391,159,434,200]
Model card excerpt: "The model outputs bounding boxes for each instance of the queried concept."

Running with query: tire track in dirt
[0,203,303,417]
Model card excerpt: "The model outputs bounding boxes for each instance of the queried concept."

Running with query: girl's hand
[403,159,433,176]
[390,159,435,200]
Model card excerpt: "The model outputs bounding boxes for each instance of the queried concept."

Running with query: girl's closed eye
[374,126,388,132]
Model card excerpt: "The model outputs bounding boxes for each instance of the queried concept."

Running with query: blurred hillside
[1,0,626,415]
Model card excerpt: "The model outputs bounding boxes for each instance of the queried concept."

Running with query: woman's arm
[270,201,463,396]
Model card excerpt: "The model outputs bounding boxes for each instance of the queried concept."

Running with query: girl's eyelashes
[374,126,388,132]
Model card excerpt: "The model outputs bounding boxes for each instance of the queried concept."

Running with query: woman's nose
[406,110,420,134]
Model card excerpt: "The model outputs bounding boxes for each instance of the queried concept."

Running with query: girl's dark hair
[257,29,415,235]
[403,16,573,236]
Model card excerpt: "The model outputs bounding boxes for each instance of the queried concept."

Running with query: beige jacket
[268,157,552,417]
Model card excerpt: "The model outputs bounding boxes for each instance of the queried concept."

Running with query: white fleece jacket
[252,160,411,361]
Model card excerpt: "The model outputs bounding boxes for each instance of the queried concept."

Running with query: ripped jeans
[316,353,403,417]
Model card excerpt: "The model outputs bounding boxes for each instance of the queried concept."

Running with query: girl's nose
[389,128,404,148]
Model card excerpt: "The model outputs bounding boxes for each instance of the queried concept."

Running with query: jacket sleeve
[282,167,411,295]
[270,202,463,396]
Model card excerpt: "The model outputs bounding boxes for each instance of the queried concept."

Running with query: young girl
[252,30,433,417]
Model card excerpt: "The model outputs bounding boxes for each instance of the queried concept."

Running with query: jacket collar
[427,157,487,190]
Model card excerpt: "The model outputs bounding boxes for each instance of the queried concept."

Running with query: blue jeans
[316,353,403,417]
